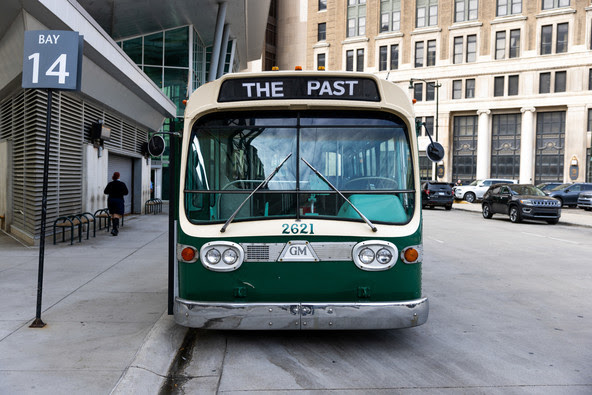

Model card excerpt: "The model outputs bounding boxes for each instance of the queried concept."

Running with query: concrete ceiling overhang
[76,0,271,69]
[0,0,177,131]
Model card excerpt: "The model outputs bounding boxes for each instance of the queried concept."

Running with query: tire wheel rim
[510,208,517,222]
[483,206,489,217]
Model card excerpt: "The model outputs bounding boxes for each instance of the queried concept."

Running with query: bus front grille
[241,242,355,262]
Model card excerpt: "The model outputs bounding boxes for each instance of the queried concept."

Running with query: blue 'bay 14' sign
[22,30,83,91]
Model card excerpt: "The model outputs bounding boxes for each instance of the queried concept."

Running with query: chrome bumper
[174,297,428,330]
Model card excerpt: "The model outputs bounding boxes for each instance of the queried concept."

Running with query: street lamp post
[409,78,441,180]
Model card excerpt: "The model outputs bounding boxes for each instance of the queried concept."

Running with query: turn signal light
[272,66,279,71]
[181,247,196,261]
[403,247,419,263]
[295,66,303,71]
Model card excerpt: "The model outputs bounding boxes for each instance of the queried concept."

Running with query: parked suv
[453,178,517,203]
[421,182,454,210]
[577,191,592,211]
[548,183,592,207]
[482,184,561,224]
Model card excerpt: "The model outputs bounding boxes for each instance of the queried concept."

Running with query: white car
[453,178,517,203]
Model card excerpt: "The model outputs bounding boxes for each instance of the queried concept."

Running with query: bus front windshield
[184,111,415,225]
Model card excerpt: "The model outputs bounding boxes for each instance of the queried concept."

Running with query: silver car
[453,178,517,203]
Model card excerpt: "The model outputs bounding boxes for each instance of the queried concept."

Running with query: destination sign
[218,76,380,102]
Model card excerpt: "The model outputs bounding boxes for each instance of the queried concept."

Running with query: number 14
[27,53,70,84]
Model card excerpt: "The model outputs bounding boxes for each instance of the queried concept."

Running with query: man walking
[104,171,128,236]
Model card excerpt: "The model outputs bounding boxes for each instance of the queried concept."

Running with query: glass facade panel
[452,115,478,183]
[164,68,188,117]
[491,114,521,179]
[144,66,163,87]
[165,27,189,67]
[122,37,143,64]
[535,111,565,184]
[144,32,163,66]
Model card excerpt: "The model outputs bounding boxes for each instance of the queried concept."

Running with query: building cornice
[375,32,404,41]
[411,27,441,36]
[449,22,483,31]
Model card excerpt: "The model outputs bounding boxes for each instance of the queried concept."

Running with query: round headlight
[359,248,375,264]
[222,248,238,265]
[376,248,393,264]
[205,248,221,264]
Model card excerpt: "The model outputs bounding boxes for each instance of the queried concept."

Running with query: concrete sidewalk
[0,207,185,394]
[452,200,592,228]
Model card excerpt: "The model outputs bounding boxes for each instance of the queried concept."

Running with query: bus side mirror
[426,142,444,163]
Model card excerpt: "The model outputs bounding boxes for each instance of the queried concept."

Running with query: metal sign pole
[30,89,53,328]
[167,120,176,315]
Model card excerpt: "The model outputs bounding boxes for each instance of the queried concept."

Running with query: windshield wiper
[301,158,377,232]
[220,153,292,233]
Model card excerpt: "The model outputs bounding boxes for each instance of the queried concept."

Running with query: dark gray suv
[548,183,592,207]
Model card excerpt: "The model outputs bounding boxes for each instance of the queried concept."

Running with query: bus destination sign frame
[218,76,381,103]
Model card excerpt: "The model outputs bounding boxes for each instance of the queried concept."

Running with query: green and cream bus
[173,70,440,330]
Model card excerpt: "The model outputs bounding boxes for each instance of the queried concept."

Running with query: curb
[111,312,188,394]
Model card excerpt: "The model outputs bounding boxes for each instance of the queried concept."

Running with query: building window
[539,72,551,93]
[346,50,354,71]
[427,40,437,66]
[455,0,478,23]
[380,0,401,32]
[347,0,366,37]
[466,78,475,98]
[318,23,326,41]
[446,34,475,64]
[540,71,566,93]
[452,115,479,183]
[554,70,566,92]
[496,29,520,59]
[379,46,388,71]
[414,83,423,101]
[495,31,506,60]
[541,23,568,54]
[453,37,463,64]
[556,23,568,53]
[416,0,438,28]
[378,44,399,71]
[317,53,326,70]
[491,114,521,179]
[356,48,364,71]
[494,76,505,97]
[535,111,565,184]
[542,0,570,10]
[415,42,424,67]
[319,0,327,11]
[589,69,592,90]
[426,83,435,101]
[497,0,522,16]
[509,29,520,58]
[452,80,462,99]
[466,35,477,62]
[541,25,553,54]
[508,75,519,95]
[390,44,399,70]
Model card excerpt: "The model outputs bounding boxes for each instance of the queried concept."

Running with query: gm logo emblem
[278,241,319,262]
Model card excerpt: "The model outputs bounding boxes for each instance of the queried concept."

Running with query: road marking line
[522,232,578,245]
[428,237,444,244]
